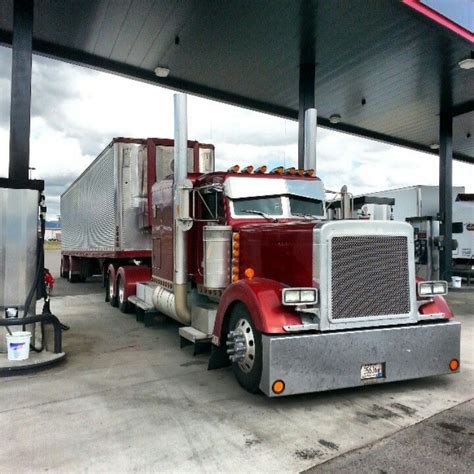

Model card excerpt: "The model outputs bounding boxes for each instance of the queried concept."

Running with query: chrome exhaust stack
[298,63,317,172]
[172,93,192,325]
[303,107,317,172]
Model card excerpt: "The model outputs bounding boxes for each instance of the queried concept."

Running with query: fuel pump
[406,217,441,281]
[0,179,66,373]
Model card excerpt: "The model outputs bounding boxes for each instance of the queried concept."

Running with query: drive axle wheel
[227,304,262,393]
[107,272,118,307]
[117,276,131,313]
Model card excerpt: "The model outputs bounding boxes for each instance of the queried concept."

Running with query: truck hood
[237,221,317,288]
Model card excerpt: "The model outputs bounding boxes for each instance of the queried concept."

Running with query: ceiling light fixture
[154,66,170,78]
[329,114,342,124]
[459,52,474,70]
[459,58,474,70]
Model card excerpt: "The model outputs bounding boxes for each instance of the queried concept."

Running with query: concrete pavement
[306,400,473,473]
[0,250,472,472]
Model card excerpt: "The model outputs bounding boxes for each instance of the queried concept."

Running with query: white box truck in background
[365,185,464,221]
[364,186,473,282]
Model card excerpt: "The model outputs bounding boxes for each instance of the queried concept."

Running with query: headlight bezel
[417,280,448,298]
[282,288,318,306]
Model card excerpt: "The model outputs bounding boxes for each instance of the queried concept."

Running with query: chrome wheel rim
[108,275,114,300]
[231,318,256,373]
[118,279,124,304]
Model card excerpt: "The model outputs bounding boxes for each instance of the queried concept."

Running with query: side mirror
[176,178,193,231]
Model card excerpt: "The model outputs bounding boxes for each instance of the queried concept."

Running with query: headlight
[418,281,448,297]
[282,288,318,305]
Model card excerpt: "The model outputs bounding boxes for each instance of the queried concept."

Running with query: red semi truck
[61,97,461,397]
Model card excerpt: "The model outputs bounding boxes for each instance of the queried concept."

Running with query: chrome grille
[330,235,411,319]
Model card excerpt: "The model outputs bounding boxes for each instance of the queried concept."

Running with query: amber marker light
[449,359,459,371]
[296,168,304,176]
[241,165,254,174]
[227,165,240,173]
[232,232,240,241]
[304,169,315,177]
[232,249,239,257]
[284,167,296,175]
[270,166,284,174]
[254,165,267,174]
[244,268,255,279]
[272,380,285,395]
[233,241,240,250]
[232,274,239,282]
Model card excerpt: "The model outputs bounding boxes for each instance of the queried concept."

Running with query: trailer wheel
[68,267,80,283]
[228,304,262,393]
[108,271,118,307]
[117,276,131,313]
[60,258,68,278]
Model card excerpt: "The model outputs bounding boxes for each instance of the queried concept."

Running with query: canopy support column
[439,109,453,282]
[8,0,34,182]
[298,63,317,171]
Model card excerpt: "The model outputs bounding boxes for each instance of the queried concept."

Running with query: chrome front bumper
[260,321,461,397]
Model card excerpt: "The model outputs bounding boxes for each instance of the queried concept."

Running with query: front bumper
[260,321,461,397]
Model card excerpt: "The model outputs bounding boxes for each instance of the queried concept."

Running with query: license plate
[361,362,385,380]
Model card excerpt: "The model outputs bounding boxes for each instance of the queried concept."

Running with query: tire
[68,267,80,283]
[117,276,131,313]
[60,259,68,278]
[104,272,110,302]
[228,303,262,393]
[108,272,118,307]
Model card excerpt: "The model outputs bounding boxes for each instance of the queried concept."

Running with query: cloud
[0,45,472,219]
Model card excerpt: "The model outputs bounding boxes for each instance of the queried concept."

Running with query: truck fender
[116,265,152,302]
[212,278,302,346]
[419,295,453,319]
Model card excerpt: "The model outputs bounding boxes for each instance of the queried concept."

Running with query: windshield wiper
[242,209,278,222]
[292,212,318,221]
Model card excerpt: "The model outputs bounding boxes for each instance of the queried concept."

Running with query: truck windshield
[233,196,283,216]
[289,196,324,217]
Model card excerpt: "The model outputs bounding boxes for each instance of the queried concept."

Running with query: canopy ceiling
[0,0,472,163]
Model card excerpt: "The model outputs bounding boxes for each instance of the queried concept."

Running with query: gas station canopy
[0,0,472,163]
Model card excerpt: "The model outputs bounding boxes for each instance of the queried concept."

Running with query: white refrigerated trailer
[364,186,473,280]
[364,185,464,221]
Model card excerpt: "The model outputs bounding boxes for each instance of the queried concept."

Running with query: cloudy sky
[0,45,472,219]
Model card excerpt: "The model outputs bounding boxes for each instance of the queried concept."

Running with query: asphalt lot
[0,249,472,473]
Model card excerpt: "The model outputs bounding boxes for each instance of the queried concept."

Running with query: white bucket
[6,331,31,361]
[451,276,462,289]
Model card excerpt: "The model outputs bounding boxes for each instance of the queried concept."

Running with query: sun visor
[224,177,325,200]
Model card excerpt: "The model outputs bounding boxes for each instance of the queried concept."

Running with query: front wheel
[227,304,262,393]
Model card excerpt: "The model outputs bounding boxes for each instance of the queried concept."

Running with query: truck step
[179,326,212,343]
[179,326,212,355]
[128,295,155,312]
